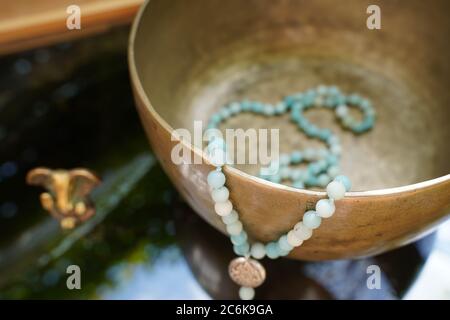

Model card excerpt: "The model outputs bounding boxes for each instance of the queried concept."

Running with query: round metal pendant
[228,257,266,288]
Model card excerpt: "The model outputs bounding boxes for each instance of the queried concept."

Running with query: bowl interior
[133,0,450,191]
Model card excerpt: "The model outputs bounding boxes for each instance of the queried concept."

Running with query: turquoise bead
[323,97,334,108]
[305,125,319,137]
[326,154,339,166]
[274,102,287,114]
[220,108,231,118]
[268,174,281,184]
[290,151,302,164]
[292,180,305,189]
[318,129,332,140]
[303,210,322,229]
[365,108,376,117]
[334,175,352,191]
[263,104,275,116]
[360,99,372,109]
[317,174,330,187]
[317,159,328,169]
[233,242,250,256]
[291,109,301,122]
[328,86,340,96]
[305,175,318,187]
[241,100,252,111]
[279,167,291,179]
[229,102,241,114]
[348,94,362,105]
[207,170,225,189]
[265,242,280,259]
[291,169,301,181]
[278,235,293,252]
[279,154,291,166]
[207,138,226,153]
[308,163,321,175]
[317,85,327,95]
[222,210,238,224]
[335,95,346,105]
[297,117,308,128]
[210,113,221,123]
[298,170,310,182]
[251,102,264,113]
[231,231,248,245]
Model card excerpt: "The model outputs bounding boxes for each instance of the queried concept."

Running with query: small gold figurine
[26,168,100,229]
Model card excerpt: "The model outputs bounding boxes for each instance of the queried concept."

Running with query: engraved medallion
[228,257,266,288]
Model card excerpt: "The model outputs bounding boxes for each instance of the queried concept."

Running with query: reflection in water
[100,246,209,300]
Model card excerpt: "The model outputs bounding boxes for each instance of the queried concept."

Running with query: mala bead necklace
[204,85,375,300]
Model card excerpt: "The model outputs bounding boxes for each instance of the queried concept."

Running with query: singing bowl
[129,0,450,260]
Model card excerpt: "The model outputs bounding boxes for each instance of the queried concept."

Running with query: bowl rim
[128,0,450,198]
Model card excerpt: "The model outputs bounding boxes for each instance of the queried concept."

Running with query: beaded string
[204,85,375,300]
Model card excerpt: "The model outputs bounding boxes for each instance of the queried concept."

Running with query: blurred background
[0,1,449,300]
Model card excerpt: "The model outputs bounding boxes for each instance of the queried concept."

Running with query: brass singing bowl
[129,0,450,260]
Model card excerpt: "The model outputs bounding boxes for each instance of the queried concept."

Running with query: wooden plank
[0,0,143,55]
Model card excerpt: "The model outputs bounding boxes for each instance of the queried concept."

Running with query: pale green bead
[207,170,225,189]
[239,287,255,300]
[265,242,280,259]
[214,200,233,216]
[327,165,340,178]
[303,148,317,161]
[220,107,231,118]
[317,85,328,95]
[210,113,222,123]
[274,102,287,114]
[290,151,303,164]
[233,242,250,256]
[231,231,248,245]
[287,230,303,247]
[334,175,352,191]
[208,147,228,166]
[317,174,330,188]
[293,222,313,240]
[268,174,281,184]
[207,138,226,153]
[279,167,291,179]
[241,100,252,111]
[251,102,264,113]
[291,169,302,181]
[315,198,336,218]
[279,154,291,166]
[250,242,266,259]
[222,210,238,224]
[292,180,305,189]
[226,220,243,235]
[211,186,229,202]
[336,104,348,118]
[303,210,322,229]
[204,128,223,142]
[263,104,275,116]
[327,135,340,145]
[330,144,342,156]
[278,235,293,252]
[229,102,241,114]
[300,170,311,181]
[326,180,346,200]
